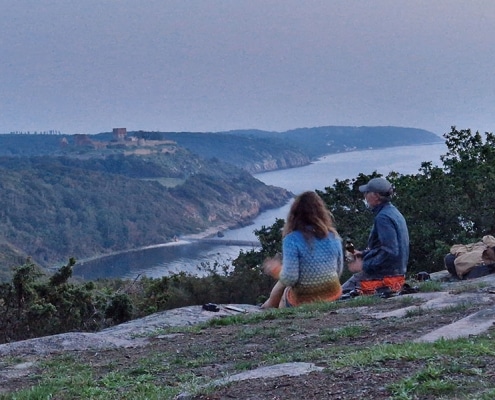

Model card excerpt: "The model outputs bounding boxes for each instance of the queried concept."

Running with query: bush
[105,293,133,324]
[0,259,115,343]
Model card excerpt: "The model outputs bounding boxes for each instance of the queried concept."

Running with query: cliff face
[173,172,292,231]
[244,151,310,173]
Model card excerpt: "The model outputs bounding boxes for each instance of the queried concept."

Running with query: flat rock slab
[431,270,495,287]
[371,292,495,319]
[0,332,145,357]
[177,362,324,399]
[214,362,324,384]
[100,303,262,340]
[366,286,495,343]
[0,304,261,357]
[0,361,36,384]
[415,305,495,342]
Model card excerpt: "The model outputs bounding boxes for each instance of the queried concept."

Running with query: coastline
[180,224,232,240]
[253,140,445,176]
[315,141,445,162]
[67,223,235,269]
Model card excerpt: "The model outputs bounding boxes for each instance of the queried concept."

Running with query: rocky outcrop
[1,273,495,367]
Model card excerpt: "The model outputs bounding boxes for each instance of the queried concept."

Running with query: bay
[73,142,446,280]
[221,142,446,241]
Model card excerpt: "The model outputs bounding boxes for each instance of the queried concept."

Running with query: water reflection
[73,241,258,281]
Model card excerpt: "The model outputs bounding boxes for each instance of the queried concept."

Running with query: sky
[1,1,494,136]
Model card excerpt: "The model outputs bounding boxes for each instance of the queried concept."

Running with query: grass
[418,279,443,292]
[203,296,383,329]
[2,283,494,400]
[5,336,493,400]
[2,357,195,399]
[449,280,490,294]
[387,344,495,399]
[330,337,495,399]
[438,300,473,314]
[320,325,368,342]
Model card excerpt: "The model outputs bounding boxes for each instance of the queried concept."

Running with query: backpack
[450,235,495,278]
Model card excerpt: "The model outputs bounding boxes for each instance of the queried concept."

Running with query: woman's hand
[262,255,282,278]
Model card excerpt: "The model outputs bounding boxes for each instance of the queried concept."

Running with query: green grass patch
[404,306,428,318]
[205,297,385,329]
[449,280,490,294]
[327,337,495,368]
[320,325,368,342]
[388,362,457,399]
[438,300,473,314]
[0,353,190,400]
[418,280,443,292]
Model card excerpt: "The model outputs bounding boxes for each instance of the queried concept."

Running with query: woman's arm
[279,233,301,286]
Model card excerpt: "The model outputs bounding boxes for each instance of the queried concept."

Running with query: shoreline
[253,140,445,176]
[66,223,235,269]
[180,224,232,240]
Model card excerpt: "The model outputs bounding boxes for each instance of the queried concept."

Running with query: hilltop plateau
[1,272,495,399]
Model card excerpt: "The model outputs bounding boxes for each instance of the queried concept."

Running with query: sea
[72,142,446,281]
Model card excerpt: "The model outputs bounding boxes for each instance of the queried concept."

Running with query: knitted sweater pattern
[279,230,343,305]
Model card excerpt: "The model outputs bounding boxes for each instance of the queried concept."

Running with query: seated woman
[261,191,343,308]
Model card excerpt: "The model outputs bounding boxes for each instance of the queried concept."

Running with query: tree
[440,127,495,237]
[233,127,495,277]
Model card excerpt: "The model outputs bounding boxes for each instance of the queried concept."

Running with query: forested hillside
[128,126,441,172]
[0,144,291,279]
[276,125,442,158]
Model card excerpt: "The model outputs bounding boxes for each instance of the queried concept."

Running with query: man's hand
[347,253,363,273]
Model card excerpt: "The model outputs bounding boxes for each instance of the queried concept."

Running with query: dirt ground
[3,289,495,399]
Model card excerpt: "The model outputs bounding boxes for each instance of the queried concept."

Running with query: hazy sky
[1,1,494,136]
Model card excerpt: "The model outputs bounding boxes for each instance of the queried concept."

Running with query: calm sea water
[221,142,446,241]
[73,142,446,280]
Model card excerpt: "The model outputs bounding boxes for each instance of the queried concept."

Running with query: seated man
[342,177,409,293]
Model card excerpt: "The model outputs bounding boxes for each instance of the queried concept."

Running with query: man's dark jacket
[362,201,409,277]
